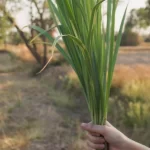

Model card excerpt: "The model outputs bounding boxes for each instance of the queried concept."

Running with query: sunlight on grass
[113,65,150,87]
[0,81,13,90]
[121,79,150,128]
[125,102,150,128]
[122,79,150,102]
[0,44,36,62]
[0,133,29,150]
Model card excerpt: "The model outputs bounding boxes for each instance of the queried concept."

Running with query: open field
[0,46,150,149]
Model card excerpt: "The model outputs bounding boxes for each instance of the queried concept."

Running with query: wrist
[120,136,131,150]
[123,137,149,150]
[123,138,134,150]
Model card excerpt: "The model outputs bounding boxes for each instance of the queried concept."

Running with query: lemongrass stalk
[31,1,128,149]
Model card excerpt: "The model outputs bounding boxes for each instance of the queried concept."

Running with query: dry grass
[120,46,150,52]
[120,42,150,52]
[113,65,150,88]
[0,133,29,150]
[66,64,150,99]
[0,44,36,62]
[0,55,86,150]
[112,65,150,131]
[121,79,150,101]
[0,44,64,63]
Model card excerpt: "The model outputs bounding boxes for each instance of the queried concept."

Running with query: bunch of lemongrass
[32,0,127,147]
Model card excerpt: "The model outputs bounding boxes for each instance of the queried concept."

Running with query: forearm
[124,138,150,150]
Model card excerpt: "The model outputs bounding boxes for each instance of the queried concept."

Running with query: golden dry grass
[0,43,64,63]
[0,44,36,62]
[0,133,29,150]
[113,64,150,88]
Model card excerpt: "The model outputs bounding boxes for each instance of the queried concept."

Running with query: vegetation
[64,65,150,146]
[0,0,150,149]
[0,44,150,149]
[126,0,150,29]
[33,0,127,133]
[0,11,12,45]
[121,0,150,46]
[121,31,142,46]
[0,0,55,66]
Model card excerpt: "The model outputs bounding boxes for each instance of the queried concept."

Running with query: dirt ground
[0,49,150,150]
[117,51,150,65]
[0,52,89,150]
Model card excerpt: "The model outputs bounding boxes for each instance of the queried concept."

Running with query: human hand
[81,121,128,150]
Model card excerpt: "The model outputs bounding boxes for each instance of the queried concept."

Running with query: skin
[81,121,150,150]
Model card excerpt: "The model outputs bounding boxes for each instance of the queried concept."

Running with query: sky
[116,0,147,31]
[16,0,147,32]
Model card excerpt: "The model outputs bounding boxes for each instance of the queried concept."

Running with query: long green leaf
[32,0,128,128]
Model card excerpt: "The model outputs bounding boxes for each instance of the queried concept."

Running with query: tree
[125,0,150,30]
[0,6,12,46]
[0,0,54,66]
[120,0,150,46]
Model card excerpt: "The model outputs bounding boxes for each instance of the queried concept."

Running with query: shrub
[121,79,150,102]
[121,31,142,46]
[124,102,150,128]
[145,35,150,43]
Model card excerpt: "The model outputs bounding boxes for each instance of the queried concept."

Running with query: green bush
[121,31,142,46]
[121,79,150,102]
[124,102,150,128]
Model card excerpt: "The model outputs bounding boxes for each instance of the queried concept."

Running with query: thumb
[81,122,107,135]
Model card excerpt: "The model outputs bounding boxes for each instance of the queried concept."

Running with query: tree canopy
[0,13,12,44]
[125,0,150,30]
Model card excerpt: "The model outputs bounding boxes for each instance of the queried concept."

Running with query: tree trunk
[42,36,47,66]
[6,14,42,64]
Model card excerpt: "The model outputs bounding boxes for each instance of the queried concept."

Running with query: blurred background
[0,0,150,149]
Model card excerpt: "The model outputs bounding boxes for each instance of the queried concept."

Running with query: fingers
[81,123,107,150]
[87,141,105,150]
[81,122,107,135]
[90,132,100,137]
[87,133,105,144]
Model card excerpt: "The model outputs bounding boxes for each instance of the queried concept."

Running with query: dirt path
[117,51,150,65]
